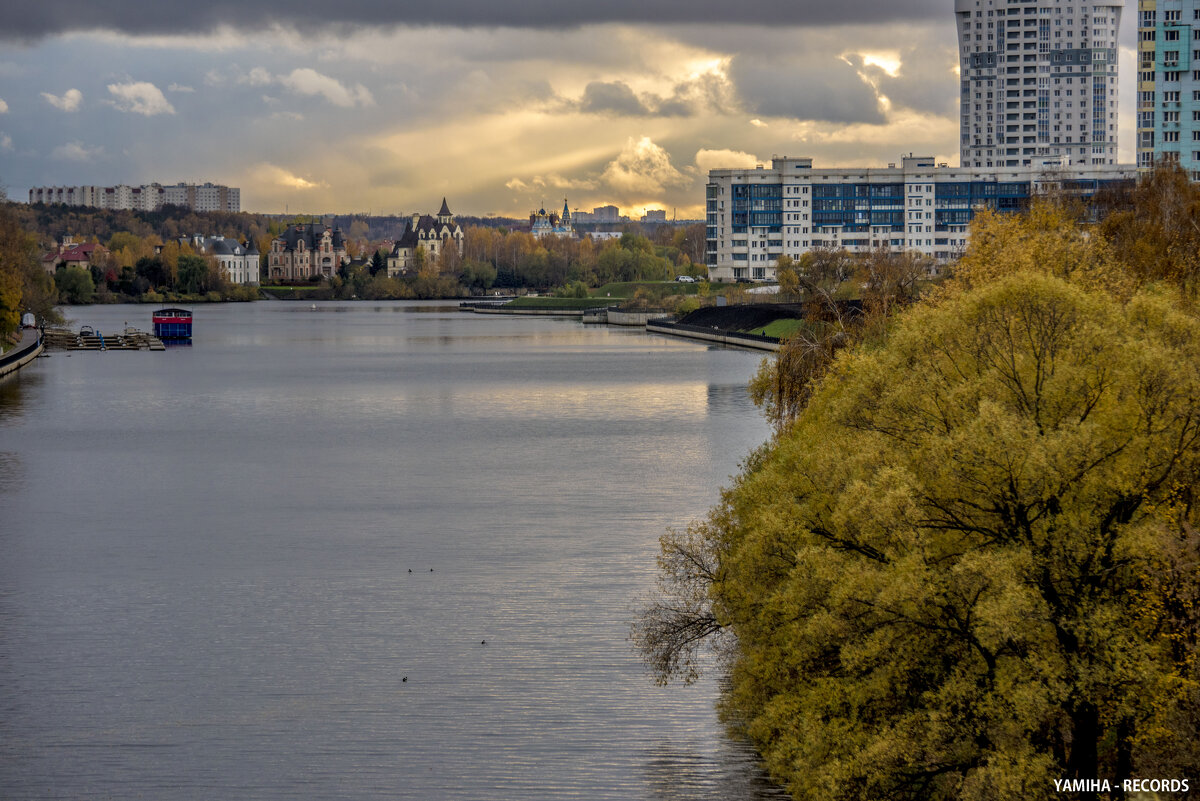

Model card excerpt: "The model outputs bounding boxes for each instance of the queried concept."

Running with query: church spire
[438,197,452,222]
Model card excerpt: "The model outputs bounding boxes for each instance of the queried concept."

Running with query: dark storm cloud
[0,0,945,41]
[576,76,733,118]
[728,54,887,125]
[579,82,651,116]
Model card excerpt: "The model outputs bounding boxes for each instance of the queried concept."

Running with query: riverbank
[460,298,802,351]
[0,329,45,379]
[646,319,781,352]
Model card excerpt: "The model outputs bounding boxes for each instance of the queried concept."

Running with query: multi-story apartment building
[572,205,621,223]
[1136,0,1200,178]
[704,155,1136,282]
[701,0,1136,281]
[29,182,241,213]
[955,0,1122,169]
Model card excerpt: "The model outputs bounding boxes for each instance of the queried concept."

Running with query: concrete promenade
[0,329,45,379]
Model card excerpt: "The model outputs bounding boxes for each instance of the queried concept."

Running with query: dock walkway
[42,327,166,352]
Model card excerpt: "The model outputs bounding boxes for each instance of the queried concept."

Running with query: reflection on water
[0,301,781,800]
[642,742,790,801]
[0,367,42,423]
[0,452,23,494]
[708,382,758,415]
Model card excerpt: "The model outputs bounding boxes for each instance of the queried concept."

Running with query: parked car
[675,275,696,283]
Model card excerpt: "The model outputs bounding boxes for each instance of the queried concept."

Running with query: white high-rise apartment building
[955,0,1123,169]
[29,182,241,213]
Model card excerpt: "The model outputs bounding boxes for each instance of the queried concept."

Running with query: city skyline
[0,1,1138,217]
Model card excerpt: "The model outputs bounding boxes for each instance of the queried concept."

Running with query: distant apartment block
[954,0,1122,169]
[1135,0,1200,178]
[29,182,241,213]
[704,155,1136,282]
[572,204,621,223]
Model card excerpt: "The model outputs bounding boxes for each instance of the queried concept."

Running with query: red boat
[152,307,193,340]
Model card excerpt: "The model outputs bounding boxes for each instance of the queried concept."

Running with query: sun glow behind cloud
[861,52,902,78]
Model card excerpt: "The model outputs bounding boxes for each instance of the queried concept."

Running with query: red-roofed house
[42,240,110,274]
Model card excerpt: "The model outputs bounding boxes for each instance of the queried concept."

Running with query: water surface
[0,301,782,800]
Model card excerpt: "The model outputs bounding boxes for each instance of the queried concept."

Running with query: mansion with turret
[268,224,348,281]
[387,199,465,276]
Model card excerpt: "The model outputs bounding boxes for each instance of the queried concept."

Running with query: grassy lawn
[742,318,807,339]
[590,281,703,298]
[505,296,611,309]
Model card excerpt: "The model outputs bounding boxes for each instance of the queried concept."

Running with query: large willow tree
[639,268,1200,799]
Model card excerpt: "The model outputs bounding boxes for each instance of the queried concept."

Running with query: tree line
[317,225,707,301]
[3,198,709,309]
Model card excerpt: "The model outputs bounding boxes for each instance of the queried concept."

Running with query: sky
[0,1,1138,219]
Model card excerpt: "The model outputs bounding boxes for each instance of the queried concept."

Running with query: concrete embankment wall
[607,309,673,326]
[468,306,595,317]
[645,320,780,352]
[0,329,45,378]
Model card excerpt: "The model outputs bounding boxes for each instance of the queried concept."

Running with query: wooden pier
[42,327,166,352]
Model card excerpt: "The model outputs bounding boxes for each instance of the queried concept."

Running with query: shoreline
[0,329,46,379]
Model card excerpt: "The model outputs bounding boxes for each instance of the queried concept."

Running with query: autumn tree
[0,200,28,338]
[952,199,1132,299]
[750,247,924,432]
[640,182,1200,799]
[1099,161,1200,297]
[642,273,1200,800]
[437,236,463,274]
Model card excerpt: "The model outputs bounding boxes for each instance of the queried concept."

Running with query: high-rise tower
[955,0,1123,169]
[1136,1,1200,178]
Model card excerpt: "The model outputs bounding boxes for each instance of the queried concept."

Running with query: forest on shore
[0,195,707,332]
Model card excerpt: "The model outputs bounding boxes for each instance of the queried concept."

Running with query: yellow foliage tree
[952,199,1134,299]
[642,273,1200,799]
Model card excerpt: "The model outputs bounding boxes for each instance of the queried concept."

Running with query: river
[0,301,784,800]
